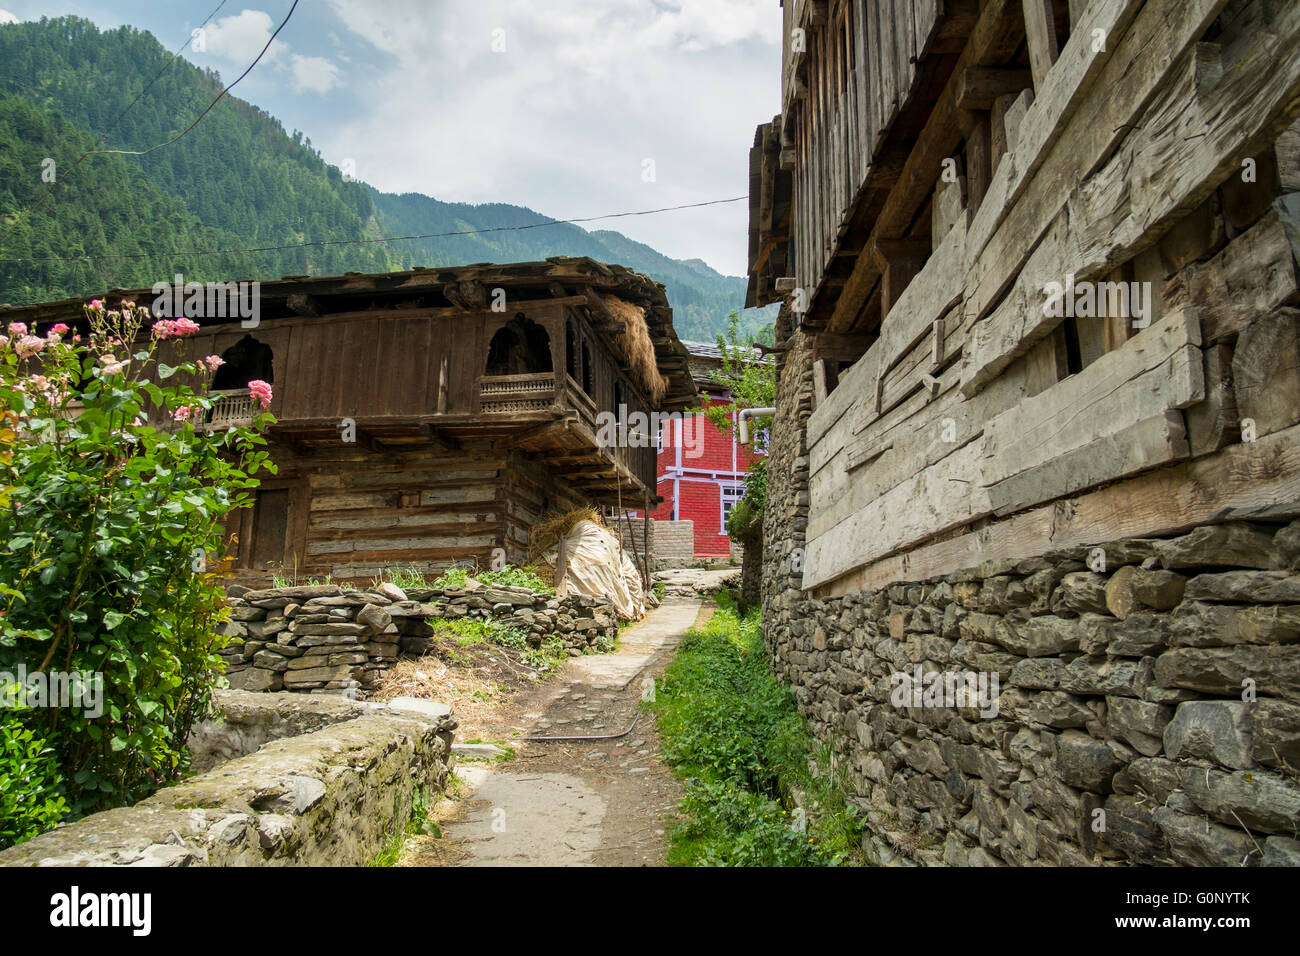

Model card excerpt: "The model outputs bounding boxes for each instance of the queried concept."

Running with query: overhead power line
[0,0,292,249]
[0,196,748,266]
[89,0,298,157]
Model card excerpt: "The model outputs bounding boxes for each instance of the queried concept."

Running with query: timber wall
[760,0,1300,867]
[225,441,589,583]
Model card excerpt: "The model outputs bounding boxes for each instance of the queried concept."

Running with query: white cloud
[289,54,340,94]
[198,9,286,63]
[0,9,20,25]
[317,0,781,274]
[193,8,344,97]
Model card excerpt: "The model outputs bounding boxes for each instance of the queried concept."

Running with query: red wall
[643,395,763,557]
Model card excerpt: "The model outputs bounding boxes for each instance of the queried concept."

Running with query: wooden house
[747,0,1300,866]
[750,0,1300,594]
[5,258,696,583]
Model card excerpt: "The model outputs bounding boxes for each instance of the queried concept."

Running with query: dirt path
[400,596,709,867]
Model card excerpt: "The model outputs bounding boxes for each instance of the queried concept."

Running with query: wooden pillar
[554,529,568,597]
[1022,0,1060,91]
[642,490,652,589]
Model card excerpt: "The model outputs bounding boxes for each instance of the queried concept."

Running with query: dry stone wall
[762,330,1300,867]
[220,582,620,696]
[0,690,457,866]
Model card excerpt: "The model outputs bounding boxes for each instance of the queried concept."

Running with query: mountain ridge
[0,16,773,341]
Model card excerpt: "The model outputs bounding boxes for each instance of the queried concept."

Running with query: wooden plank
[980,306,1204,483]
[1185,342,1240,457]
[1165,208,1298,343]
[815,421,1300,594]
[990,92,1018,174]
[813,358,829,405]
[963,7,1300,396]
[1021,0,1060,90]
[985,410,1189,515]
[803,438,989,587]
[932,164,967,249]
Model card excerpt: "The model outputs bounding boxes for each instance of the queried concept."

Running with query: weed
[650,591,865,866]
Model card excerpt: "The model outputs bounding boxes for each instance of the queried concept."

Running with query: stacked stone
[219,582,620,696]
[395,585,619,658]
[763,516,1300,867]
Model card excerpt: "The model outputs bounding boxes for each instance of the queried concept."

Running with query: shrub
[0,302,273,819]
[0,709,69,849]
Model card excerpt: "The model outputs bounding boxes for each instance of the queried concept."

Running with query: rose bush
[0,300,274,838]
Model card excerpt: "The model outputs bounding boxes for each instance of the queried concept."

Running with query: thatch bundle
[602,295,668,405]
[527,506,603,563]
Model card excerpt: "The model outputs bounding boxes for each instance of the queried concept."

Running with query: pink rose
[7,322,27,336]
[87,300,104,312]
[247,379,273,409]
[48,323,69,336]
[203,354,225,372]
[171,405,196,421]
[151,317,201,339]
[15,335,45,358]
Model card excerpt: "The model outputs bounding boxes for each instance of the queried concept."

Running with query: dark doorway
[212,334,274,389]
[485,315,553,376]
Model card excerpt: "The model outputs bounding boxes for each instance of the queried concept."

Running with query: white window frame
[719,483,744,534]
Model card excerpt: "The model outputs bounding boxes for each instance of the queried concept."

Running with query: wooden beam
[1022,0,1060,90]
[815,422,1300,595]
[957,67,1034,110]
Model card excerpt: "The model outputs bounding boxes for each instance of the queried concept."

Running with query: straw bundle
[602,295,667,405]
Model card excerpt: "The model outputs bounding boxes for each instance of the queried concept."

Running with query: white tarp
[540,519,645,620]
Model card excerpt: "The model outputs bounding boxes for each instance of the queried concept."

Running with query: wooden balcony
[476,371,599,432]
[208,388,255,430]
[477,372,558,415]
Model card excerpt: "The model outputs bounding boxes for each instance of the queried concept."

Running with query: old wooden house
[750,0,1300,866]
[6,258,696,583]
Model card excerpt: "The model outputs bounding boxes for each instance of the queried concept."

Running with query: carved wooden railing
[208,388,255,430]
[477,372,557,414]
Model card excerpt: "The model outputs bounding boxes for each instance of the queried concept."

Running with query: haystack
[602,295,667,405]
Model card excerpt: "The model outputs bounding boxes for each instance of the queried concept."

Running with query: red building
[645,340,765,558]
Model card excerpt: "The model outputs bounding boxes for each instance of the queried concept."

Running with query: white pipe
[738,406,776,445]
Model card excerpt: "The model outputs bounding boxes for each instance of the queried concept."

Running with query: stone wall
[0,690,457,866]
[651,519,696,566]
[762,328,1300,867]
[221,582,621,696]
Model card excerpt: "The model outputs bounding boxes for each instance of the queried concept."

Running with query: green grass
[649,591,865,866]
[428,564,555,594]
[366,784,438,867]
[429,617,570,671]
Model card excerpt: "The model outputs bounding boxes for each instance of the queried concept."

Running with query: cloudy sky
[0,1,783,276]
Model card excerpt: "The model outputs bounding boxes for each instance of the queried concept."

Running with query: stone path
[423,597,705,867]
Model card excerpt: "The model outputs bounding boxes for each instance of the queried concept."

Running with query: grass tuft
[649,590,865,866]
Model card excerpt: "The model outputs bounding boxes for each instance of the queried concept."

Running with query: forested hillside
[0,16,772,341]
